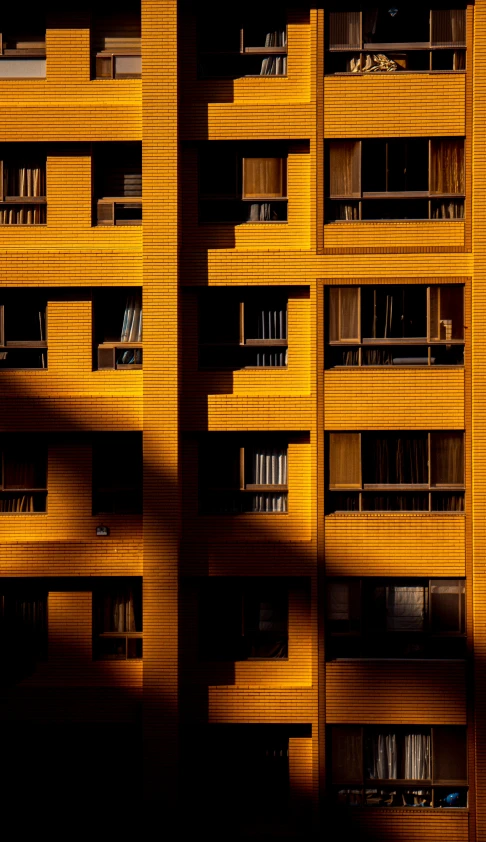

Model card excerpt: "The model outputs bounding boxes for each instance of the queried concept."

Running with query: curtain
[329,433,361,488]
[252,492,288,513]
[431,9,466,46]
[104,587,138,633]
[252,448,287,485]
[430,140,465,195]
[329,11,361,49]
[368,733,397,780]
[243,158,284,199]
[329,141,360,197]
[405,733,431,780]
[386,586,425,631]
[1,164,46,224]
[328,582,350,622]
[257,306,287,340]
[431,433,464,486]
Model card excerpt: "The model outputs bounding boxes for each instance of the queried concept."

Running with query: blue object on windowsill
[441,792,460,807]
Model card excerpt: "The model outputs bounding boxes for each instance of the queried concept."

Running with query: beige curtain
[329,433,361,488]
[329,141,361,197]
[106,587,137,633]
[432,9,466,46]
[431,432,464,486]
[243,158,284,199]
[430,139,465,194]
[329,11,360,49]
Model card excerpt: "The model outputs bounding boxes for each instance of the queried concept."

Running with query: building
[0,1,482,838]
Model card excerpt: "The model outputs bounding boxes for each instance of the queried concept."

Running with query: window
[0,439,47,512]
[326,285,464,367]
[92,3,141,79]
[326,138,464,220]
[199,143,288,223]
[328,431,464,512]
[199,288,288,369]
[199,578,288,660]
[326,6,466,74]
[92,433,143,514]
[199,435,288,514]
[93,142,142,226]
[95,288,142,369]
[0,13,46,78]
[327,578,466,658]
[330,725,467,808]
[0,149,46,224]
[0,582,47,685]
[93,578,142,660]
[185,725,297,825]
[0,291,47,369]
[197,9,287,78]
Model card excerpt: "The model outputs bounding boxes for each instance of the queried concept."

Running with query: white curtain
[369,733,397,779]
[405,733,431,780]
[386,586,425,631]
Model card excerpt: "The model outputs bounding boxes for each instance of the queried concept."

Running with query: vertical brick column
[142,0,180,803]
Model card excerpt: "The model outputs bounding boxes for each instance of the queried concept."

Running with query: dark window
[327,578,466,659]
[199,578,288,660]
[326,6,466,74]
[0,11,46,79]
[326,138,465,221]
[199,143,288,223]
[93,141,142,225]
[199,434,288,514]
[198,287,289,369]
[330,724,467,808]
[91,2,141,79]
[197,7,287,79]
[0,290,47,369]
[0,582,47,685]
[327,431,464,512]
[0,438,47,512]
[94,287,142,370]
[93,578,143,660]
[92,432,143,514]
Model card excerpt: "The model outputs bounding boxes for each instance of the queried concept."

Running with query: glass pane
[243,158,285,199]
[365,731,398,780]
[386,586,425,632]
[431,9,466,46]
[430,140,465,195]
[329,142,360,198]
[329,433,361,489]
[114,55,141,76]
[332,727,363,783]
[430,433,464,486]
[329,12,361,49]
[439,286,464,340]
[433,727,467,782]
[430,580,464,633]
[340,288,359,340]
[0,59,45,78]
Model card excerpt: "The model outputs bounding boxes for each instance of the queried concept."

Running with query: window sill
[327,70,466,76]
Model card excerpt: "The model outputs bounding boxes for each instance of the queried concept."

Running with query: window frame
[92,578,143,661]
[326,284,465,368]
[0,439,47,513]
[326,138,465,221]
[326,577,466,659]
[327,430,465,513]
[198,145,288,224]
[325,6,466,75]
[329,724,468,808]
[199,435,290,515]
